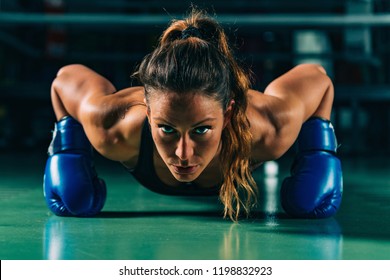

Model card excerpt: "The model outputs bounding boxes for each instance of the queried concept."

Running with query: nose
[175,135,194,163]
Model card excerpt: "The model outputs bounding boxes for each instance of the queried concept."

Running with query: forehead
[148,91,223,120]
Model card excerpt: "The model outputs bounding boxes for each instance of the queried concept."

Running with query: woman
[43,10,342,221]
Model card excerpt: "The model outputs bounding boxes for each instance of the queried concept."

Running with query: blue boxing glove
[280,117,343,218]
[43,116,106,216]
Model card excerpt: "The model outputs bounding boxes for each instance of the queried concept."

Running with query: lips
[172,165,198,175]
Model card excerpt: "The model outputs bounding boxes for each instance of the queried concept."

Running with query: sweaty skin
[50,63,334,188]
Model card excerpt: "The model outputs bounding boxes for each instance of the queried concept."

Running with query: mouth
[172,165,199,175]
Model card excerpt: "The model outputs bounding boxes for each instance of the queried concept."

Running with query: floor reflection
[43,213,343,260]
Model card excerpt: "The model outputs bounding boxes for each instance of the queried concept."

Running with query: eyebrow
[153,117,217,128]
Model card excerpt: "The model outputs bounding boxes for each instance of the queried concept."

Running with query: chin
[170,168,202,183]
[168,164,204,183]
[173,173,199,183]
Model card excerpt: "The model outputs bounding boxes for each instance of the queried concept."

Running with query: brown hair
[136,9,257,221]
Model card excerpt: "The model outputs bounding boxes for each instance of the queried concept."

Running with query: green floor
[0,152,389,260]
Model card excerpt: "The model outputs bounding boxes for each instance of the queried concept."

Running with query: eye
[193,126,211,135]
[158,125,176,134]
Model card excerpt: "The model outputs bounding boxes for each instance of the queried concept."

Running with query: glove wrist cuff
[298,117,338,153]
[48,116,92,155]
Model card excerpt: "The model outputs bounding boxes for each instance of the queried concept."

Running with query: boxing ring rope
[0,13,390,27]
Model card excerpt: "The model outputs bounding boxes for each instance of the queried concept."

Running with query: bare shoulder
[87,86,147,164]
[246,90,278,162]
[246,89,299,163]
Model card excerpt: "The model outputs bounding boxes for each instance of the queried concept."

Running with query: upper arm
[52,64,146,162]
[248,64,333,162]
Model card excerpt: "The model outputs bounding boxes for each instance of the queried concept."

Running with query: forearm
[311,75,334,120]
[51,82,69,121]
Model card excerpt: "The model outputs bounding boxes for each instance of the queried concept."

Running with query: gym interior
[0,0,389,260]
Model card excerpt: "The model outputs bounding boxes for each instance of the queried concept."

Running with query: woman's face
[147,91,232,183]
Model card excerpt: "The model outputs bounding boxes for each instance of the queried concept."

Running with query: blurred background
[0,0,389,157]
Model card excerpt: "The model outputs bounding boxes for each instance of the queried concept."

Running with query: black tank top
[127,120,220,196]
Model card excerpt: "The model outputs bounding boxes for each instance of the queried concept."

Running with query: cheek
[196,134,221,156]
[151,131,175,155]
